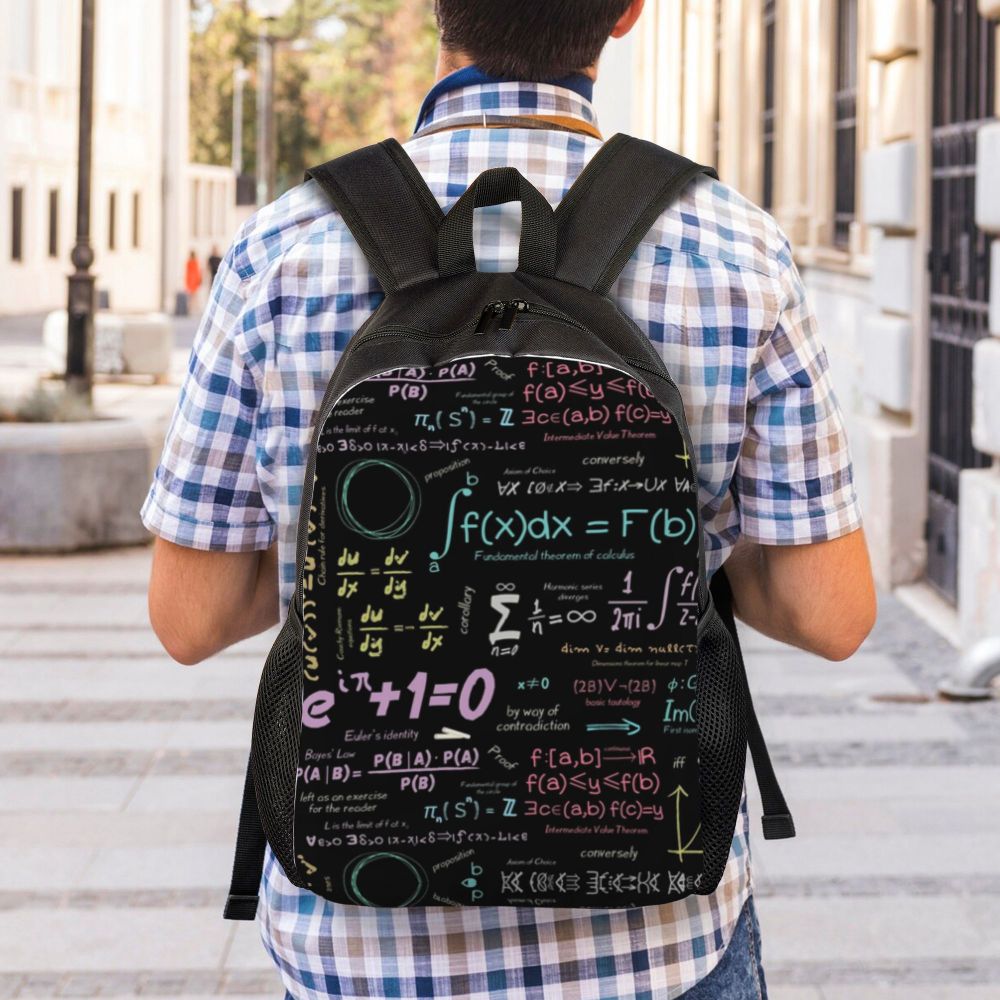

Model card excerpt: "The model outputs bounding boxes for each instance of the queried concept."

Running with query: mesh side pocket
[250,603,304,883]
[694,597,748,893]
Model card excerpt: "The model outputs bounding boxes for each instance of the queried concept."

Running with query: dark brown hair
[434,1,633,80]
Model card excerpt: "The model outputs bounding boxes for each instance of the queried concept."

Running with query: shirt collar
[412,66,600,138]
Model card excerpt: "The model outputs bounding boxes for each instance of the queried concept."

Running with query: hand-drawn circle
[342,851,428,907]
[335,459,421,540]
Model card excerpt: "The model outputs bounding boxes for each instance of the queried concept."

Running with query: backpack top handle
[304,135,715,296]
[436,166,558,279]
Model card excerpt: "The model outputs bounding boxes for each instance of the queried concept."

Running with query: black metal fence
[927,0,996,602]
[833,0,858,247]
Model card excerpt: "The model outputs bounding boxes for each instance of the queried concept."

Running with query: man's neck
[434,49,597,83]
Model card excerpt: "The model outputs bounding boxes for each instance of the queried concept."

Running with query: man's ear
[610,0,646,39]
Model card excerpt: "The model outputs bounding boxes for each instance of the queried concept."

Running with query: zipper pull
[499,299,529,332]
[475,300,505,335]
[498,302,517,331]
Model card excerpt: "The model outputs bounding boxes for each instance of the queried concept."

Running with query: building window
[108,191,117,251]
[132,191,141,249]
[48,188,59,258]
[761,0,777,211]
[833,0,858,248]
[11,187,24,262]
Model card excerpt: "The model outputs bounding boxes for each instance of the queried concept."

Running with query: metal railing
[926,0,996,602]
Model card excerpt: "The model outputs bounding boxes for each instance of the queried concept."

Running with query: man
[143,1,876,996]
[207,244,223,286]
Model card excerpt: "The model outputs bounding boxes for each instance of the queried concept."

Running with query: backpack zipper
[340,305,681,402]
[474,299,588,336]
[340,301,589,357]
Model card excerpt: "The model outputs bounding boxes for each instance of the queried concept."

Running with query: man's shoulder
[229,141,790,290]
[640,168,790,282]
[227,176,350,287]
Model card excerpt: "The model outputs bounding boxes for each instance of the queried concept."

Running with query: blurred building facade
[0,0,236,317]
[631,0,1000,648]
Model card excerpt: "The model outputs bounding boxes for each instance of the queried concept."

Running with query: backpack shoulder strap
[554,133,718,296]
[304,138,445,293]
[223,752,266,920]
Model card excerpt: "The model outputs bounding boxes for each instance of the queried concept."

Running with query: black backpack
[224,133,794,919]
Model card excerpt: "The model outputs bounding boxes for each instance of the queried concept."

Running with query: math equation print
[297,356,704,908]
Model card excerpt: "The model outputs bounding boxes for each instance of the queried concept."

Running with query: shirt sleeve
[140,238,275,552]
[733,240,863,545]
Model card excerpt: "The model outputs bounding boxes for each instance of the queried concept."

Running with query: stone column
[854,0,929,588]
[718,0,764,198]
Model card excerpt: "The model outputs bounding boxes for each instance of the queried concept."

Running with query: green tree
[189,0,437,197]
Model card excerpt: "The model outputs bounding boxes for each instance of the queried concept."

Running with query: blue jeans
[682,896,768,999]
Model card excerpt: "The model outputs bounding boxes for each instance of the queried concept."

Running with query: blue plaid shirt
[143,76,861,1000]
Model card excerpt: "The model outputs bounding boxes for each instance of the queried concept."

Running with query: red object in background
[185,254,203,297]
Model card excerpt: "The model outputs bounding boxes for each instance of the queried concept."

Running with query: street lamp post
[250,0,295,206]
[255,24,276,206]
[66,0,97,401]
[232,61,250,176]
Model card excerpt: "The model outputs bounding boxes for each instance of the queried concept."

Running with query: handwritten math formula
[296,356,704,907]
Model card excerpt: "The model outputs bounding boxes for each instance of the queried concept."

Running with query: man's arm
[722,223,875,660]
[140,226,283,666]
[723,527,876,661]
[149,538,280,665]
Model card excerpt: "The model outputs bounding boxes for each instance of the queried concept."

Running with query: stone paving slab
[751,830,1000,880]
[0,776,138,812]
[0,719,252,752]
[79,843,235,892]
[84,996,276,1000]
[756,896,997,962]
[0,811,232,851]
[5,659,262,702]
[124,775,245,815]
[0,698,254,723]
[750,793,1000,837]
[3,627,276,658]
[0,908,231,972]
[745,651,923,697]
[756,765,1000,801]
[816,989,1000,1000]
[0,594,150,628]
[766,959,1000,989]
[0,970,283,998]
[3,847,98,894]
[762,710,968,744]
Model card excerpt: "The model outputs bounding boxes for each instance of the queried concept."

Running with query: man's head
[433,0,645,81]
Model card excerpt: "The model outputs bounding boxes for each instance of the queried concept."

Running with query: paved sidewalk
[0,546,998,999]
[0,311,197,410]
